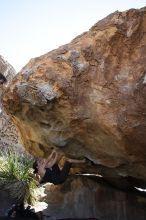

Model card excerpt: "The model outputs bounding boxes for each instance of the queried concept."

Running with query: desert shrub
[0,149,38,205]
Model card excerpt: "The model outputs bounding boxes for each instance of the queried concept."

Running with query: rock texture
[3,8,146,184]
[43,176,146,220]
[0,56,23,152]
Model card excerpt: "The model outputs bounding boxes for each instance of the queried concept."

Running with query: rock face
[2,8,146,183]
[43,176,146,220]
[0,56,23,152]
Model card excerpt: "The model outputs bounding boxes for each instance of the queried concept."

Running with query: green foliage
[0,149,38,205]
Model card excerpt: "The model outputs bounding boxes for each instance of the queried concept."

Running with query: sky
[0,0,146,72]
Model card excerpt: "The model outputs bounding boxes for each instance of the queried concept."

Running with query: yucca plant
[0,149,38,205]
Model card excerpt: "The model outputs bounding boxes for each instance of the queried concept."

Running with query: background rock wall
[0,56,23,152]
[43,176,146,220]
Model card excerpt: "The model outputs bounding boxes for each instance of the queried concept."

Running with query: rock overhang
[2,7,146,187]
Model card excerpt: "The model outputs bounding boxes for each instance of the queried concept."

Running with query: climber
[0,73,7,85]
[33,149,85,185]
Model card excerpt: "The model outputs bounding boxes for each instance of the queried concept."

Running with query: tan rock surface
[3,8,146,181]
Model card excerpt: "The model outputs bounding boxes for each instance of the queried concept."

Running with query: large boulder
[2,8,146,183]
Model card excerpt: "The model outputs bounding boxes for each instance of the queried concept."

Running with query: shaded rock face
[0,56,23,152]
[0,177,146,220]
[43,176,146,220]
[2,8,146,182]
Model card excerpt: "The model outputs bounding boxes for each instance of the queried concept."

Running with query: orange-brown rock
[2,8,146,182]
